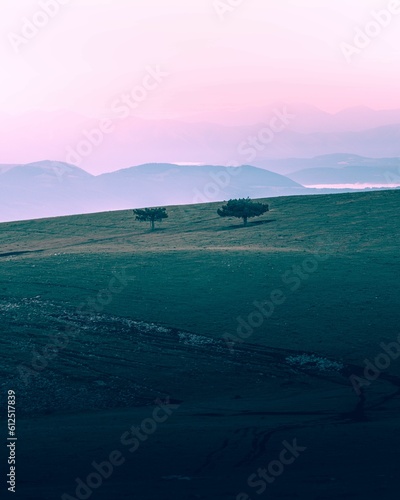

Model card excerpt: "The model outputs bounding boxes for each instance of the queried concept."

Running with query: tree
[217,198,269,226]
[133,207,168,231]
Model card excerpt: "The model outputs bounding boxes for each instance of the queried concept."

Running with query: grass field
[1,189,400,499]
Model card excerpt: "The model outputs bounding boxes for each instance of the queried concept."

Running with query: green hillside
[1,190,399,356]
[1,189,399,500]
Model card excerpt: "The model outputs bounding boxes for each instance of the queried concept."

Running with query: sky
[1,0,400,118]
[1,0,400,171]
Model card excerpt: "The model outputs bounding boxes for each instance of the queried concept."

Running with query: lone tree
[217,198,269,226]
[133,207,168,231]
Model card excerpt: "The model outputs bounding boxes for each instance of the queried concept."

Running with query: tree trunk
[243,217,248,226]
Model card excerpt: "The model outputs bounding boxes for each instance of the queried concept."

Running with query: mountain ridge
[0,161,304,223]
[1,158,399,223]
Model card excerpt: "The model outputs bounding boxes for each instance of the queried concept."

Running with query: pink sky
[1,0,400,172]
[1,0,400,118]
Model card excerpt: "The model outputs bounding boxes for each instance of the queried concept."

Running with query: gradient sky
[1,0,400,122]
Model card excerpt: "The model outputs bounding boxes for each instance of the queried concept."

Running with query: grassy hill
[1,189,399,499]
[1,189,398,354]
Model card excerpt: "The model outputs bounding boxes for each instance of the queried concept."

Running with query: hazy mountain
[0,164,21,173]
[66,121,400,172]
[179,104,400,132]
[288,165,400,186]
[0,161,103,223]
[248,124,400,167]
[1,161,93,184]
[330,106,400,133]
[0,161,305,223]
[255,154,400,175]
[2,158,399,223]
[95,163,303,207]
[1,107,400,172]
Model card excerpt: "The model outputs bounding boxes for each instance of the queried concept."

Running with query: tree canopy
[217,198,269,226]
[133,207,168,230]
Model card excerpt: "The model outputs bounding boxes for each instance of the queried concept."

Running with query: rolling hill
[1,189,399,499]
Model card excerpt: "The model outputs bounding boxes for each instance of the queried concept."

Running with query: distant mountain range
[288,166,400,187]
[177,103,400,131]
[0,161,305,223]
[0,156,399,223]
[258,154,400,175]
[1,105,400,172]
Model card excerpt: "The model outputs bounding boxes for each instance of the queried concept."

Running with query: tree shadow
[217,219,276,231]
